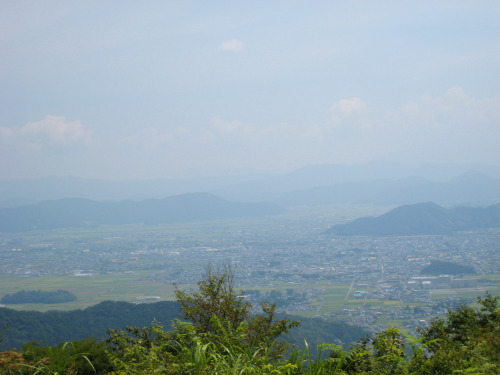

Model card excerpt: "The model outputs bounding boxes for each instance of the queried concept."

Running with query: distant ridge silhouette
[328,202,500,236]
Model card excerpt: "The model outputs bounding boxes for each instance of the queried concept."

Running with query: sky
[1,1,499,181]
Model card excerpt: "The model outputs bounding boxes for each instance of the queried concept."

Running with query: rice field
[0,272,177,312]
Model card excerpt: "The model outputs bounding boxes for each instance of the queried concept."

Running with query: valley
[1,205,498,336]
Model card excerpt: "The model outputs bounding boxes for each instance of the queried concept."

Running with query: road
[345,277,357,302]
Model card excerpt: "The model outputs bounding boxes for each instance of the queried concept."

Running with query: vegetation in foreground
[0,265,498,374]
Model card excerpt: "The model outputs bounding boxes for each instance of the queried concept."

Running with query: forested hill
[0,301,181,350]
[328,202,500,236]
[0,193,285,232]
[0,301,366,352]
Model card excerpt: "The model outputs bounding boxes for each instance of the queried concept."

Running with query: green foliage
[285,315,367,356]
[17,341,95,375]
[1,270,498,375]
[174,264,251,335]
[0,325,7,346]
[245,302,300,359]
[0,339,111,375]
[0,299,365,354]
[103,264,301,373]
[411,292,500,374]
[103,291,500,373]
[0,300,181,350]
[106,322,175,374]
[0,350,41,374]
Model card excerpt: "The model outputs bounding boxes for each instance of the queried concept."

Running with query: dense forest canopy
[0,299,365,353]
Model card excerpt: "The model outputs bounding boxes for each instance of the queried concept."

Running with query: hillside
[0,300,181,350]
[328,202,500,236]
[0,301,366,352]
[0,193,285,232]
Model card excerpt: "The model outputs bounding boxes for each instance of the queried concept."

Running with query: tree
[411,292,500,374]
[174,263,251,335]
[175,263,299,359]
[105,263,300,373]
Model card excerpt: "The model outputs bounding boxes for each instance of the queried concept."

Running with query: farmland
[1,207,499,334]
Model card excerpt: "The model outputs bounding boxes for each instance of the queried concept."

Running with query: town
[1,209,499,335]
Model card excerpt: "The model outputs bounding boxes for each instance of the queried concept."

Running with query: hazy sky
[1,1,499,180]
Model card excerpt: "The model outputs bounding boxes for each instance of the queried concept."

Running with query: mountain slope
[0,300,367,351]
[0,300,181,350]
[328,202,500,236]
[0,193,285,232]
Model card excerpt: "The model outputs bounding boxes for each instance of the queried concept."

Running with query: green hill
[0,301,366,352]
[0,300,181,350]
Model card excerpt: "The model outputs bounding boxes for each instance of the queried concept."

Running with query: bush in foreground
[0,265,498,374]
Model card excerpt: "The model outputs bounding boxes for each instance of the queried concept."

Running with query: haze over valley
[0,2,499,368]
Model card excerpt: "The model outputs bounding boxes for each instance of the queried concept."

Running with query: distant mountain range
[327,202,500,236]
[1,163,500,208]
[0,193,284,232]
[270,171,500,207]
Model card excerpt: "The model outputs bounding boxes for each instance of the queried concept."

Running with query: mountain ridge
[2,163,499,207]
[328,202,500,236]
[272,172,500,207]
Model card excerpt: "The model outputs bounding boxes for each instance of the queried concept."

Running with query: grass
[290,310,323,318]
[475,274,500,281]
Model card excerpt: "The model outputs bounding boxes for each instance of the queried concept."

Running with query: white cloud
[211,115,253,135]
[204,87,500,171]
[328,97,367,124]
[218,38,244,52]
[21,115,92,146]
[396,86,496,128]
[443,85,472,105]
[332,97,367,115]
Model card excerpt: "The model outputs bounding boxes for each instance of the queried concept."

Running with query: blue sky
[1,1,499,180]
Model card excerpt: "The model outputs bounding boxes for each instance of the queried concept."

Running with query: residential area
[1,216,498,334]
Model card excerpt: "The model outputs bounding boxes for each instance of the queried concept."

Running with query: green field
[317,285,351,314]
[1,217,498,331]
[0,273,179,311]
[1,273,355,315]
[2,271,498,319]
